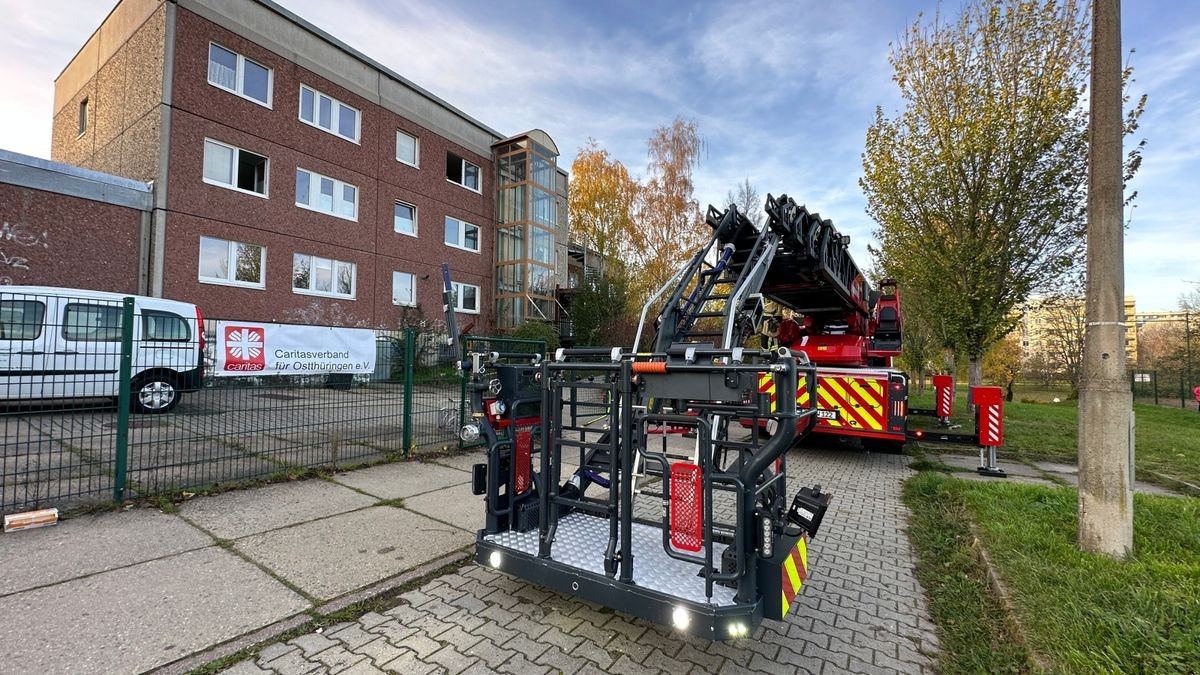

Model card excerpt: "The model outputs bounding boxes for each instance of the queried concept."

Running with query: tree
[567,140,639,276]
[1040,297,1087,394]
[983,334,1022,401]
[892,289,943,394]
[1137,321,1186,373]
[1023,351,1055,387]
[725,178,763,228]
[565,274,634,347]
[628,117,707,306]
[862,0,1145,387]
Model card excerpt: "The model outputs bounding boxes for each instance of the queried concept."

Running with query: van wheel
[131,374,181,414]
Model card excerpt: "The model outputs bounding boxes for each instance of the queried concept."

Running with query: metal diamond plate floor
[483,511,737,606]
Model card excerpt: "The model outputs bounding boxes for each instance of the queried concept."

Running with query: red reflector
[196,306,206,353]
[514,427,533,494]
[670,463,703,552]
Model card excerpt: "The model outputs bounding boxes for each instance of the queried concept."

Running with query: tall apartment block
[51,0,568,331]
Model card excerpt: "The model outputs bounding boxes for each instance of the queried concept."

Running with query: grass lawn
[907,387,1200,489]
[904,472,1200,673]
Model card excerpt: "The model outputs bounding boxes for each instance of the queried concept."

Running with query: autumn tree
[568,140,638,277]
[862,0,1146,387]
[1137,321,1186,373]
[628,117,707,305]
[726,178,763,228]
[983,334,1022,401]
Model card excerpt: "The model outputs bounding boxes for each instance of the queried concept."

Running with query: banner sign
[214,321,376,376]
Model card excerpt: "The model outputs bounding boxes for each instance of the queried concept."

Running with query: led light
[728,622,748,638]
[761,516,773,558]
[671,606,691,631]
[459,424,481,443]
[488,550,502,569]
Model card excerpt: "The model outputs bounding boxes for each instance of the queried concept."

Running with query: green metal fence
[1130,369,1199,409]
[0,289,523,515]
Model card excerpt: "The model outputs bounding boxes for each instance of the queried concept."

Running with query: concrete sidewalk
[0,443,943,675]
[0,451,490,674]
[929,452,1185,495]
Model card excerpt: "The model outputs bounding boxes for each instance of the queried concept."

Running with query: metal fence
[0,289,543,514]
[1130,369,1199,409]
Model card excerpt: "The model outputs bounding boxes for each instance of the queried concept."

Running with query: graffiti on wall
[0,221,50,285]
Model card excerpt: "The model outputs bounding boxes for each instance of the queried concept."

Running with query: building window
[444,216,480,253]
[295,168,358,221]
[207,42,271,107]
[394,201,417,236]
[77,98,88,137]
[63,303,123,342]
[446,153,481,192]
[199,236,266,288]
[451,281,479,314]
[299,85,360,143]
[292,253,355,299]
[396,130,419,167]
[392,271,416,307]
[203,139,268,196]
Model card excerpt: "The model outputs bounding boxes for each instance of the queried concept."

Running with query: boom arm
[640,194,893,361]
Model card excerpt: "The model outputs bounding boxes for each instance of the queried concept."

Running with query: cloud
[1,0,1197,312]
[0,0,113,157]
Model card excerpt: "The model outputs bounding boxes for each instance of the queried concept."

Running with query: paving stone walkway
[224,447,938,675]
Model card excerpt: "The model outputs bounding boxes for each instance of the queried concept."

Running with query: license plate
[816,409,838,420]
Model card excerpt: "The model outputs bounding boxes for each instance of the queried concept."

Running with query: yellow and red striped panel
[757,373,887,431]
[781,534,809,617]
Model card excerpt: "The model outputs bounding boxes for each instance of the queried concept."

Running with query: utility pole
[1078,0,1133,558]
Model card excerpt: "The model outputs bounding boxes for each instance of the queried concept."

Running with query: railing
[534,347,805,601]
[0,289,527,514]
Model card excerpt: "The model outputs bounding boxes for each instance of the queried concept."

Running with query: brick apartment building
[47,0,568,332]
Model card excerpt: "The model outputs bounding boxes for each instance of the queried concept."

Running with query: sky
[1,0,1197,312]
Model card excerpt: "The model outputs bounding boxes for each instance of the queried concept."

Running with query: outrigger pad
[788,485,832,539]
[670,463,704,552]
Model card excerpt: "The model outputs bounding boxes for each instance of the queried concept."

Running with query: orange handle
[632,361,667,374]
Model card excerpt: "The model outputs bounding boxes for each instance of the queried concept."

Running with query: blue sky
[1,0,1196,311]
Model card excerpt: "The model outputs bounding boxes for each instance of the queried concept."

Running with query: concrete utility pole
[1078,0,1133,558]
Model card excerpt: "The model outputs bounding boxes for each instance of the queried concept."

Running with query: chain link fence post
[112,297,135,503]
[402,327,415,456]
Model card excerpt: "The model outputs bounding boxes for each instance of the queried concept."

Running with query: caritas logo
[224,326,266,371]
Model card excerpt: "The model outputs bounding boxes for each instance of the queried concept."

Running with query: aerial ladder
[459,195,863,639]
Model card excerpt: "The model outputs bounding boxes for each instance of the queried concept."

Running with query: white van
[0,286,204,414]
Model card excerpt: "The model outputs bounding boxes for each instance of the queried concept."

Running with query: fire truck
[457,195,890,639]
[748,195,908,452]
